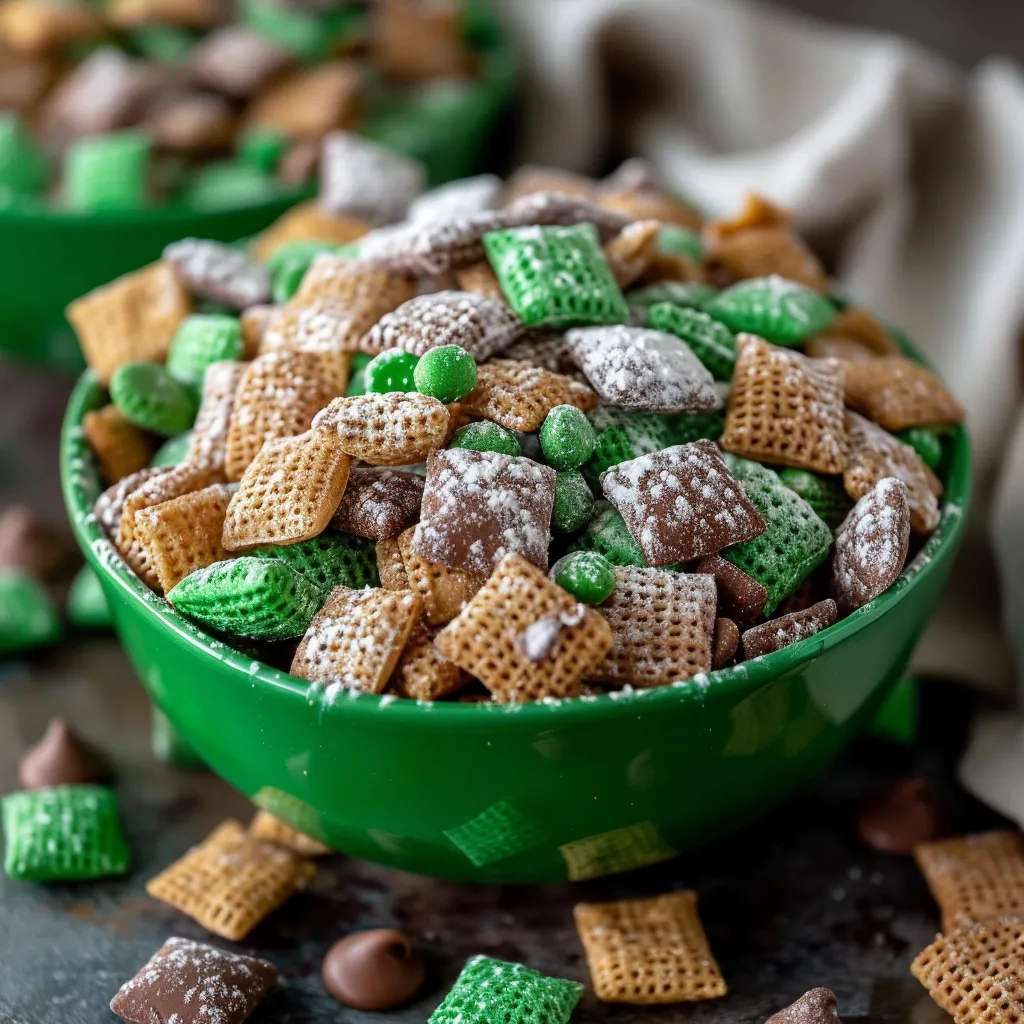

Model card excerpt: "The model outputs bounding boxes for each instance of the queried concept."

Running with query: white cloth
[493,0,1024,813]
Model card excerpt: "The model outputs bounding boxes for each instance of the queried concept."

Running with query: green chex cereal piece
[658,224,703,262]
[167,556,323,641]
[129,26,198,64]
[552,470,594,534]
[720,455,833,615]
[109,361,197,437]
[151,432,193,468]
[185,160,277,210]
[704,274,836,345]
[0,570,61,655]
[238,127,288,175]
[166,314,245,385]
[250,532,379,594]
[3,786,130,882]
[449,421,522,456]
[431,955,583,1024]
[64,130,150,212]
[0,113,48,198]
[241,0,365,61]
[897,427,943,470]
[365,349,420,394]
[67,566,112,630]
[626,280,717,311]
[483,223,629,328]
[778,468,853,531]
[151,707,205,767]
[539,405,596,470]
[443,800,545,867]
[265,239,338,276]
[570,500,647,567]
[646,302,737,381]
[550,550,615,606]
[414,345,477,403]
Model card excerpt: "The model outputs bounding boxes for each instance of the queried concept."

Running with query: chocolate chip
[322,929,425,1011]
[712,617,739,669]
[0,505,73,581]
[857,777,945,854]
[766,987,842,1024]
[18,718,111,790]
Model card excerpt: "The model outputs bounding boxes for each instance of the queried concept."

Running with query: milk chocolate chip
[18,717,111,790]
[322,929,425,1011]
[857,777,945,854]
[0,505,73,580]
[766,987,842,1024]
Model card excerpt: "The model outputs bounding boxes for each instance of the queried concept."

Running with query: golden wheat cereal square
[461,359,598,433]
[95,467,165,544]
[67,261,192,384]
[805,307,900,361]
[222,429,352,550]
[249,810,332,857]
[119,461,223,548]
[374,0,474,79]
[186,360,246,472]
[290,586,422,696]
[330,467,424,541]
[433,553,613,703]
[82,404,154,485]
[246,61,360,138]
[240,305,272,358]
[376,537,410,590]
[145,819,315,942]
[604,220,661,289]
[842,355,967,432]
[250,200,370,263]
[590,566,717,688]
[721,334,847,474]
[389,617,468,700]
[575,891,727,1004]
[396,526,485,626]
[454,261,505,301]
[598,188,702,230]
[133,482,233,593]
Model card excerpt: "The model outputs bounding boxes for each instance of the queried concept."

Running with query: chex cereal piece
[599,187,702,229]
[911,916,1024,1023]
[223,429,351,549]
[249,810,331,857]
[330,467,424,541]
[502,192,632,240]
[240,306,271,358]
[191,24,292,97]
[483,222,629,327]
[712,617,740,668]
[414,449,557,575]
[146,819,315,941]
[67,261,192,383]
[571,501,648,568]
[842,355,967,431]
[504,330,579,374]
[566,325,720,413]
[461,359,598,433]
[720,456,834,615]
[364,290,525,359]
[589,566,716,688]
[844,412,942,535]
[575,891,727,1004]
[390,618,468,700]
[778,468,854,530]
[82,404,154,485]
[409,174,503,224]
[627,280,717,311]
[832,477,911,616]
[224,350,337,481]
[434,553,612,703]
[601,441,765,566]
[94,467,163,543]
[805,307,899,361]
[913,831,1024,931]
[119,461,222,548]
[455,261,506,301]
[290,586,422,696]
[3,785,129,882]
[315,392,450,466]
[740,598,837,659]
[604,220,661,288]
[376,537,410,591]
[430,955,583,1024]
[249,200,369,263]
[506,165,599,202]
[186,360,246,471]
[251,533,378,594]
[444,799,545,866]
[646,302,737,381]
[246,61,360,138]
[696,553,770,628]
[721,334,847,473]
[560,821,677,881]
[110,937,278,1024]
[164,238,271,310]
[168,557,324,640]
[133,483,232,593]
[375,0,474,79]
[396,528,485,626]
[704,275,836,345]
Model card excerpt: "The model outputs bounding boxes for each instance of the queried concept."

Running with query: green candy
[657,224,703,262]
[272,261,308,304]
[0,570,61,656]
[250,532,379,594]
[3,786,130,882]
[898,427,943,470]
[346,351,373,396]
[0,114,48,199]
[151,706,204,767]
[241,0,365,61]
[483,223,629,328]
[539,405,597,470]
[129,25,197,64]
[413,345,477,402]
[238,127,288,175]
[265,239,340,277]
[365,349,420,394]
[550,550,615,605]
[184,161,277,210]
[449,421,522,456]
[720,455,833,615]
[570,501,647,567]
[167,556,323,641]
[778,468,854,531]
[646,302,737,381]
[626,281,717,311]
[67,566,112,630]
[704,275,836,346]
[552,470,595,534]
[151,432,193,468]
[166,314,244,385]
[109,361,196,437]
[64,130,150,212]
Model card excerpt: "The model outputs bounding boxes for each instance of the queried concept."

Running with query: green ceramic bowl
[61,355,971,883]
[0,9,515,370]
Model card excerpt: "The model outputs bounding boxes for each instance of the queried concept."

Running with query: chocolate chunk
[711,617,739,669]
[0,505,73,580]
[322,929,425,1011]
[857,777,946,854]
[766,988,843,1024]
[18,717,111,790]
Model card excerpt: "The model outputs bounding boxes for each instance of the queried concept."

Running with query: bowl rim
[62,341,972,726]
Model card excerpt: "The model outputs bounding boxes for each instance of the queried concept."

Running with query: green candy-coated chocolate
[272,260,308,304]
[67,565,112,630]
[646,302,737,381]
[778,468,854,531]
[265,239,340,276]
[626,281,717,311]
[898,427,943,470]
[238,127,288,175]
[166,314,244,385]
[449,421,522,456]
[241,0,365,61]
[413,345,477,403]
[365,349,421,394]
[550,550,615,605]
[570,501,647,567]
[64,131,150,212]
[109,361,196,437]
[150,432,193,468]
[250,532,379,594]
[657,224,703,262]
[539,405,597,471]
[184,161,277,210]
[0,570,61,655]
[0,114,48,199]
[129,25,197,64]
[552,470,594,534]
[704,275,836,346]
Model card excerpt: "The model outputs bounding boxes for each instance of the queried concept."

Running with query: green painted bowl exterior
[61,363,971,883]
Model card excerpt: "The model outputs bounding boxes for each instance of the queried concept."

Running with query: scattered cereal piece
[550,550,616,606]
[740,598,837,659]
[704,275,835,345]
[330,467,424,542]
[83,404,154,485]
[712,617,740,668]
[164,237,271,310]
[110,361,196,437]
[249,809,331,857]
[646,302,737,381]
[251,532,379,594]
[842,355,967,432]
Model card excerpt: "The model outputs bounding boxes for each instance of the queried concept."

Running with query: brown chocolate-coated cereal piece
[740,599,837,660]
[19,717,111,790]
[857,778,945,854]
[696,553,769,628]
[83,405,155,486]
[330,467,423,542]
[246,62,360,139]
[190,25,292,99]
[322,929,425,1010]
[711,618,740,669]
[842,355,967,432]
[163,238,271,311]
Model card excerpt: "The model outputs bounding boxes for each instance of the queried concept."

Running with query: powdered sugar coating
[163,239,271,310]
[740,598,838,659]
[408,174,503,224]
[187,361,245,471]
[330,466,424,541]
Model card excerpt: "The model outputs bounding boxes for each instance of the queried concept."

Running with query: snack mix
[71,148,965,705]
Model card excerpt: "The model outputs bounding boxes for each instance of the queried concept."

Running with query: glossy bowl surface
[61,353,971,882]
